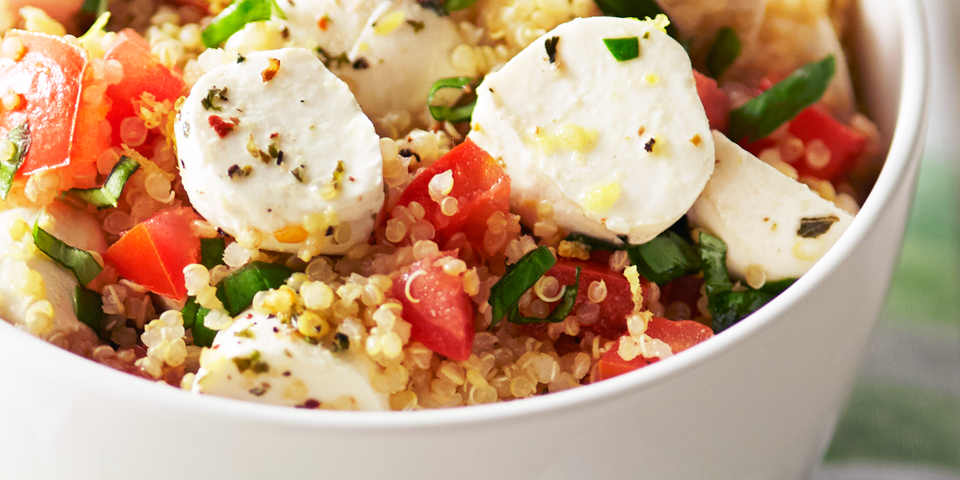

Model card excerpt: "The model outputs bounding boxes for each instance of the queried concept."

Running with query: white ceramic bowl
[0,0,929,478]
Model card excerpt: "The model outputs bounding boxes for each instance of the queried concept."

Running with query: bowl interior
[0,0,929,431]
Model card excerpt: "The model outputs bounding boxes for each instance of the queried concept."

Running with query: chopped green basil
[32,220,103,286]
[185,299,219,348]
[74,285,108,340]
[508,266,581,324]
[427,76,477,123]
[563,232,623,252]
[705,26,741,79]
[603,37,640,62]
[698,232,796,332]
[627,230,701,285]
[442,0,478,14]
[728,55,836,142]
[544,36,560,63]
[797,215,840,238]
[200,237,227,270]
[69,156,140,208]
[1,123,31,200]
[233,350,269,373]
[201,0,287,48]
[217,261,295,316]
[488,246,556,328]
[182,296,200,330]
[184,260,293,346]
[698,231,732,297]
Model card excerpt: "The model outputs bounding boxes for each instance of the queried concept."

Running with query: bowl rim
[0,0,931,431]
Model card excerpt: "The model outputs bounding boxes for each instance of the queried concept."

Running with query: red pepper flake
[208,115,237,138]
[261,58,281,82]
[317,15,329,31]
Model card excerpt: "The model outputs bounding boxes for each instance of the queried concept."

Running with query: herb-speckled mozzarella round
[274,0,378,54]
[0,203,105,342]
[687,132,854,282]
[334,0,472,130]
[468,17,715,245]
[176,48,383,254]
[192,310,387,411]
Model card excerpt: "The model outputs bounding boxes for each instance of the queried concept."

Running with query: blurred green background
[817,1,960,476]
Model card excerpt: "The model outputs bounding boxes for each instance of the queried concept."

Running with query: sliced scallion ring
[603,37,640,62]
[32,219,103,286]
[69,155,140,208]
[0,122,31,200]
[201,0,287,48]
[427,76,478,123]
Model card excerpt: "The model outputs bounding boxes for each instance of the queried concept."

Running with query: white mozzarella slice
[0,202,104,342]
[468,17,715,245]
[176,47,384,254]
[274,0,379,54]
[334,0,471,130]
[192,310,388,411]
[687,131,854,282]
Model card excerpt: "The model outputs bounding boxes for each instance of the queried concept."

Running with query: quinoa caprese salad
[0,0,880,410]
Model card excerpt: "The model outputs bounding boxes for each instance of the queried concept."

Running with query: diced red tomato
[544,258,640,340]
[693,69,730,133]
[0,30,107,189]
[788,106,867,182]
[659,274,705,320]
[644,316,713,354]
[598,343,658,380]
[104,29,186,147]
[392,251,475,361]
[103,207,201,301]
[394,138,510,251]
[598,317,714,380]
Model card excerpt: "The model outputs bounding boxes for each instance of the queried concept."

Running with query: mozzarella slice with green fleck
[687,131,854,282]
[192,310,388,411]
[176,47,383,255]
[334,0,472,131]
[274,0,378,55]
[0,202,104,342]
[468,16,715,245]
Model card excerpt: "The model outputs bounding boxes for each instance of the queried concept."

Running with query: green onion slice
[627,231,701,285]
[488,246,556,328]
[201,0,287,48]
[74,285,108,340]
[728,55,836,142]
[200,237,227,270]
[79,12,111,40]
[705,26,740,79]
[33,220,103,286]
[698,232,795,332]
[603,37,640,62]
[1,123,31,200]
[427,76,477,123]
[508,266,581,324]
[69,155,140,208]
[217,261,294,316]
